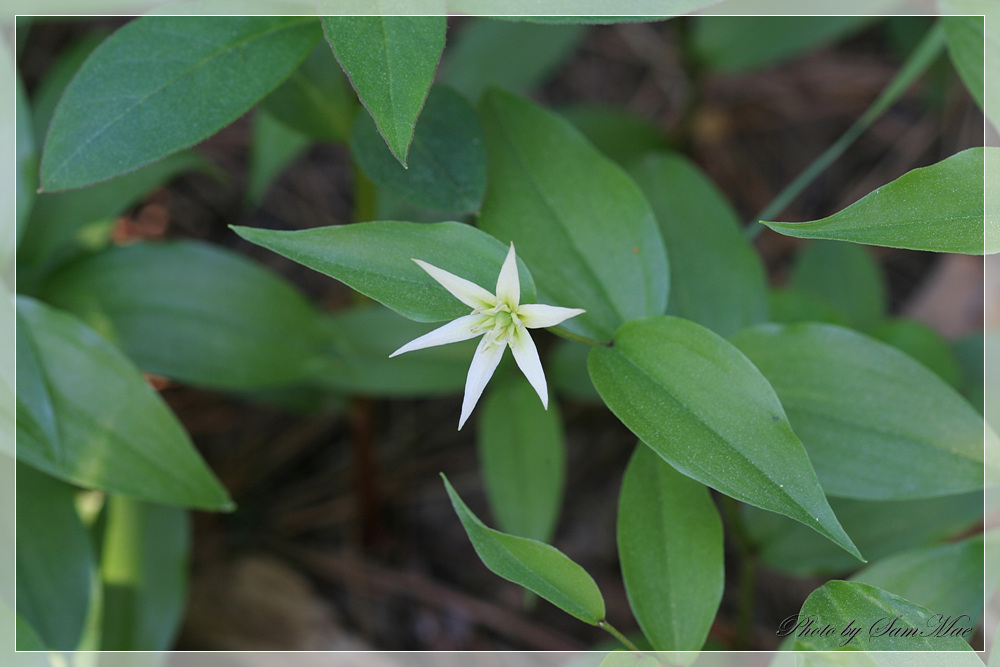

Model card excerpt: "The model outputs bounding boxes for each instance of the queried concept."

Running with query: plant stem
[746,20,946,240]
[599,619,642,653]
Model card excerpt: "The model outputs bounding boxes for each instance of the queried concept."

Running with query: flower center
[494,310,513,330]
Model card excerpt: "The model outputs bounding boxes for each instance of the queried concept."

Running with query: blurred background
[16,14,986,651]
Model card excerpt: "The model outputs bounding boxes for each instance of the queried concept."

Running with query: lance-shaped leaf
[322,16,445,166]
[41,16,321,191]
[478,88,668,343]
[762,148,988,254]
[442,474,605,625]
[478,374,566,542]
[232,221,535,323]
[618,444,723,651]
[351,85,487,213]
[791,581,975,651]
[791,240,885,332]
[16,464,95,651]
[941,13,985,113]
[730,323,984,500]
[588,316,861,559]
[16,296,232,511]
[630,152,767,337]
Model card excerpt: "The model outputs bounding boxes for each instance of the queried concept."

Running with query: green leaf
[30,28,108,147]
[630,152,768,337]
[441,474,605,625]
[942,15,985,112]
[790,581,974,650]
[767,288,852,328]
[478,88,668,343]
[850,536,984,623]
[246,110,312,207]
[562,105,668,169]
[40,16,321,191]
[321,16,445,166]
[442,18,586,103]
[791,241,886,332]
[19,150,214,284]
[477,373,566,542]
[39,240,327,391]
[598,653,662,667]
[691,16,877,72]
[315,304,475,396]
[16,464,95,651]
[259,41,356,143]
[588,316,861,559]
[351,85,487,213]
[871,318,963,389]
[550,340,601,403]
[99,496,189,651]
[953,333,985,415]
[15,613,48,652]
[232,220,536,323]
[744,492,983,576]
[730,323,983,500]
[17,75,37,250]
[16,296,232,511]
[763,149,988,254]
[617,444,723,651]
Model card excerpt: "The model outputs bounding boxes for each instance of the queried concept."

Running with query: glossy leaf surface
[233,221,536,323]
[322,16,445,166]
[763,149,988,254]
[589,316,860,558]
[792,581,974,650]
[442,475,605,625]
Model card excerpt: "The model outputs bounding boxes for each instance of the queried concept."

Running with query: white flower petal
[508,325,548,409]
[516,303,586,329]
[389,314,486,358]
[413,259,496,310]
[458,333,506,430]
[494,243,520,310]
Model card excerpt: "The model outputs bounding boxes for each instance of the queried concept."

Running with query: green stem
[599,619,641,653]
[746,20,946,240]
[352,163,377,224]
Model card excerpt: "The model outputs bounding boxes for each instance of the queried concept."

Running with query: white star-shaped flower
[391,243,585,430]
